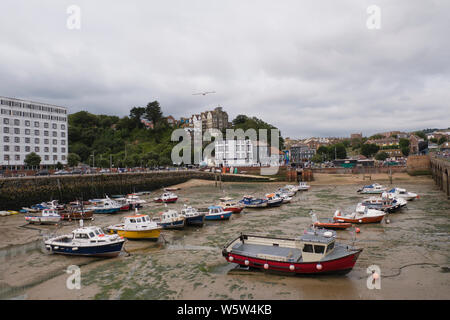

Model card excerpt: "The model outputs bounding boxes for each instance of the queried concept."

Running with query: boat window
[130,219,136,223]
[136,218,141,222]
[314,245,325,254]
[326,242,335,253]
[94,229,100,235]
[303,244,313,253]
[89,232,95,238]
[75,233,89,239]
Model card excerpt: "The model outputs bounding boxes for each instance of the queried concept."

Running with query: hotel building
[0,96,68,167]
[214,139,271,167]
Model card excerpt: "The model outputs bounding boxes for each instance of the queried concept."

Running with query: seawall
[0,171,271,210]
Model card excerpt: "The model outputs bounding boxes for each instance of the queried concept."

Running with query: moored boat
[153,210,185,229]
[333,207,386,224]
[265,193,283,207]
[218,197,244,214]
[309,211,352,230]
[106,214,161,240]
[357,183,387,194]
[298,181,310,191]
[25,209,61,224]
[222,229,362,275]
[199,206,232,221]
[44,226,125,257]
[238,195,268,208]
[180,206,206,226]
[88,197,121,214]
[386,188,418,201]
[154,192,178,203]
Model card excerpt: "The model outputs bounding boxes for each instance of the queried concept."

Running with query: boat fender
[229,256,234,262]
[358,220,362,223]
[386,219,390,224]
[289,265,295,271]
[316,264,322,270]
[244,260,249,266]
[264,263,269,270]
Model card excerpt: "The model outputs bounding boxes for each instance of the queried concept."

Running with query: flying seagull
[192,91,216,96]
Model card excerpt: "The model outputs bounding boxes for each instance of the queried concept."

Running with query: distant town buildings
[289,143,316,164]
[365,137,399,147]
[0,96,68,167]
[191,106,231,132]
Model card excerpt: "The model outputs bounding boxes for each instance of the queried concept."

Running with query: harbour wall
[406,155,432,175]
[430,156,450,199]
[0,171,271,210]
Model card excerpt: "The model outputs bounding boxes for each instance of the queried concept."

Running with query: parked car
[54,170,70,175]
[71,169,82,175]
[99,169,110,173]
[35,170,50,176]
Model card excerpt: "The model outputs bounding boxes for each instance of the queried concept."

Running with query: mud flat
[0,175,449,300]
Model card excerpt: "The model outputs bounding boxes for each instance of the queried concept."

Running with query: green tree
[311,153,323,163]
[375,151,389,161]
[24,152,41,167]
[56,162,64,170]
[438,136,447,145]
[361,144,380,158]
[67,153,81,167]
[130,107,146,128]
[414,131,427,140]
[145,101,163,126]
[401,146,410,156]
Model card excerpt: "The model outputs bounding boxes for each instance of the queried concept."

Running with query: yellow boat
[106,214,161,240]
[8,211,19,215]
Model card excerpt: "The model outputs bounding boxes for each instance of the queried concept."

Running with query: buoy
[358,219,362,223]
[355,227,360,233]
[221,215,224,219]
[316,264,322,270]
[289,265,295,271]
[229,256,234,262]
[386,219,390,224]
[244,260,249,266]
[264,263,269,270]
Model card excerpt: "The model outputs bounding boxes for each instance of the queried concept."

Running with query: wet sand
[0,174,449,300]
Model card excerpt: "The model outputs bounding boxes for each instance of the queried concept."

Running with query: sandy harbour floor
[0,173,449,300]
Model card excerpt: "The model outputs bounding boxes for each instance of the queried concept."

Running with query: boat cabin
[225,229,337,264]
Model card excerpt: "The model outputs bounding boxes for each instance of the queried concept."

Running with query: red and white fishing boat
[154,192,178,203]
[222,229,362,275]
[309,211,352,230]
[218,197,244,214]
[333,207,385,224]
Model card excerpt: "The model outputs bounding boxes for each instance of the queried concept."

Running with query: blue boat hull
[159,220,185,229]
[46,241,125,257]
[267,199,283,207]
[185,215,205,226]
[94,208,120,214]
[205,211,232,221]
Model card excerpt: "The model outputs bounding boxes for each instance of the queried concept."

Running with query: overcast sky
[0,0,449,138]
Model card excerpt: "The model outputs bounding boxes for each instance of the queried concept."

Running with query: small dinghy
[25,209,61,224]
[386,188,418,201]
[238,195,268,208]
[106,213,161,240]
[358,195,404,213]
[284,185,299,193]
[154,192,178,203]
[222,228,362,275]
[333,207,386,224]
[277,192,293,204]
[357,183,387,194]
[44,225,125,257]
[309,211,352,230]
[153,210,185,229]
